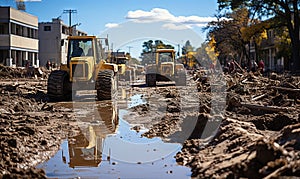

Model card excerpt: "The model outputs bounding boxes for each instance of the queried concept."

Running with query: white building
[38,18,87,67]
[0,6,39,67]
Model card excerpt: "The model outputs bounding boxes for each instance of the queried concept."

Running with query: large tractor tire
[96,70,117,101]
[47,70,72,101]
[146,73,156,87]
[175,72,187,86]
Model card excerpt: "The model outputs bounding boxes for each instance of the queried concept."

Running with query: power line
[63,9,77,35]
[63,9,77,27]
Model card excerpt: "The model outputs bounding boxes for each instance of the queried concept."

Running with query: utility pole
[127,46,133,54]
[63,9,77,35]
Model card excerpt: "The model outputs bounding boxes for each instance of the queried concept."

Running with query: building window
[16,24,21,35]
[0,23,9,34]
[10,23,37,38]
[34,53,38,66]
[11,23,14,34]
[62,26,66,34]
[23,27,27,37]
[31,29,34,38]
[44,26,51,31]
[11,50,17,65]
[27,27,30,37]
[0,50,9,64]
[34,29,38,39]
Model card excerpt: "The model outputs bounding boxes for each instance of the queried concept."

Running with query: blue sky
[1,0,219,58]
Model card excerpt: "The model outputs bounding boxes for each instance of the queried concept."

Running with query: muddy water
[36,91,191,179]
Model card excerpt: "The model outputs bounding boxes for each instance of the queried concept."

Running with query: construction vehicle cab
[109,52,128,75]
[47,36,119,101]
[145,49,186,87]
[110,52,135,82]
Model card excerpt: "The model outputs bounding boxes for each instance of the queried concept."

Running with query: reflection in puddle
[37,95,191,179]
[127,94,146,108]
[67,130,102,168]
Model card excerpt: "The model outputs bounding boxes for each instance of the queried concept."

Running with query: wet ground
[0,64,300,178]
[0,78,73,178]
[35,86,196,178]
[175,71,300,178]
[37,107,191,179]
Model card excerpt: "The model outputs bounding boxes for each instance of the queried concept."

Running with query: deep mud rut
[0,64,300,178]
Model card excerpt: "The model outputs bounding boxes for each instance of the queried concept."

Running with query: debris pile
[0,64,49,79]
[175,71,300,178]
[226,72,299,114]
[0,64,26,78]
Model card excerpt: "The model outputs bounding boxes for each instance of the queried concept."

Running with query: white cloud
[125,8,216,30]
[162,23,191,30]
[105,23,120,29]
[126,8,175,23]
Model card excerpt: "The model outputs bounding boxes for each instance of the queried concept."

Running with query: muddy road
[0,65,300,178]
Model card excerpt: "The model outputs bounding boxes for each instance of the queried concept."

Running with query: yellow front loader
[145,49,186,87]
[47,36,119,101]
[109,52,136,82]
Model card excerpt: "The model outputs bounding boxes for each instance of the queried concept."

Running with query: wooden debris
[251,93,268,101]
[241,103,291,112]
[233,60,245,73]
[272,86,300,92]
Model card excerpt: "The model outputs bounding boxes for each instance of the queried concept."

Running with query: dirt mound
[277,123,300,150]
[0,65,26,78]
[176,117,261,178]
[0,81,76,178]
[251,113,299,131]
[174,71,300,178]
[141,90,182,138]
[0,65,49,79]
[131,103,149,115]
[176,117,300,178]
[235,135,300,178]
[141,114,180,138]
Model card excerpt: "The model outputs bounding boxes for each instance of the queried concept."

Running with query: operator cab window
[69,39,93,57]
[159,52,173,62]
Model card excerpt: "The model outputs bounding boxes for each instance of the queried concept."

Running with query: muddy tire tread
[47,70,71,101]
[96,70,116,100]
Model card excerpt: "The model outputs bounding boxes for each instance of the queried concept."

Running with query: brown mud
[176,71,300,178]
[1,65,300,178]
[0,67,77,178]
[125,71,300,178]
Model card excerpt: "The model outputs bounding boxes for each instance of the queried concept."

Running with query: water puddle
[36,92,191,178]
